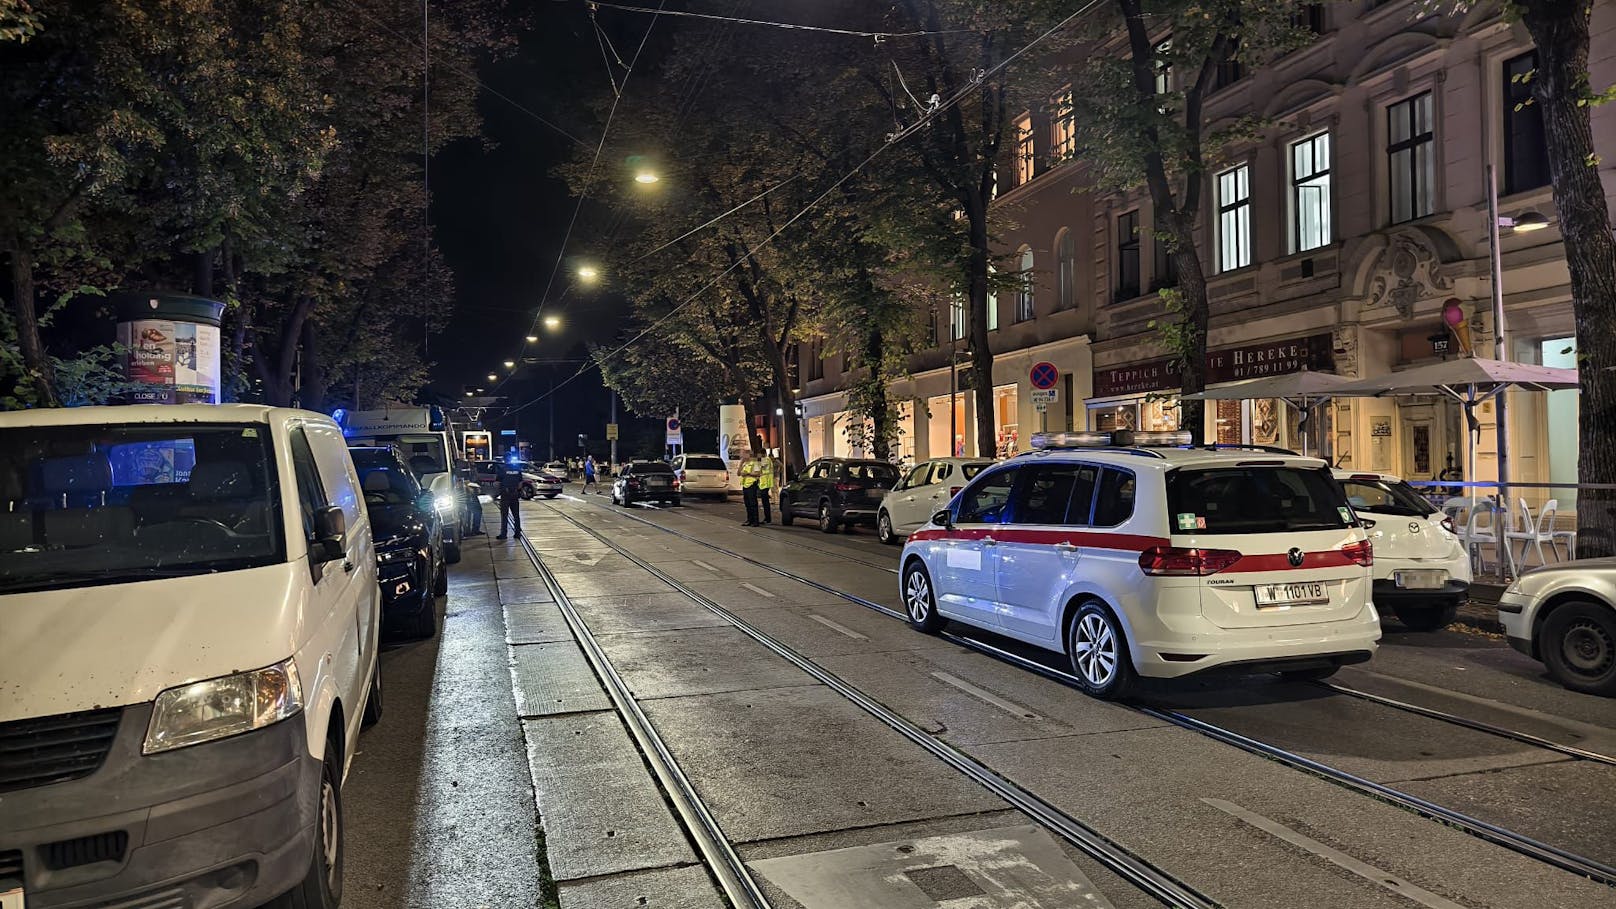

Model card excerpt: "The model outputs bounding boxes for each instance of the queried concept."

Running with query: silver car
[1498,558,1616,697]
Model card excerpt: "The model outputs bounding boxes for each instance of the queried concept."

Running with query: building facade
[796,0,1612,513]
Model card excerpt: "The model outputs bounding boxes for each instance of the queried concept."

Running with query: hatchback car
[351,446,446,640]
[612,460,681,506]
[672,452,730,498]
[877,457,994,544]
[1336,469,1470,630]
[780,457,900,533]
[899,431,1380,698]
[1498,558,1616,696]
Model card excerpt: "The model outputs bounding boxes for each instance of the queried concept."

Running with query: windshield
[685,456,726,471]
[349,432,447,477]
[1341,477,1437,517]
[1167,465,1353,535]
[0,422,286,593]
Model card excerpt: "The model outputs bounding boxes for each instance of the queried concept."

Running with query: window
[1012,465,1097,525]
[1214,39,1243,90]
[1014,114,1035,185]
[808,340,824,380]
[1051,90,1076,161]
[1504,51,1550,195]
[1154,39,1172,96]
[958,468,1018,524]
[1292,3,1325,33]
[1388,92,1435,223]
[987,265,999,331]
[1015,247,1035,322]
[1217,164,1252,271]
[1054,228,1077,311]
[900,464,930,490]
[1166,466,1352,534]
[949,294,965,342]
[1291,132,1332,252]
[1116,210,1140,300]
[1151,207,1178,291]
[290,427,328,540]
[1091,467,1137,527]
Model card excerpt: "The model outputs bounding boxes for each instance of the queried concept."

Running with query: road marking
[1202,799,1469,909]
[808,614,868,640]
[930,672,1041,720]
[740,582,775,598]
[690,559,719,572]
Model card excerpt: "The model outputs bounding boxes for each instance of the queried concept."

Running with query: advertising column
[113,292,226,404]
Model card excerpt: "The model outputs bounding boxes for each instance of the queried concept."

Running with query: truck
[339,405,465,563]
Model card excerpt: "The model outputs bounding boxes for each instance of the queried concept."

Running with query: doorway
[1399,400,1461,482]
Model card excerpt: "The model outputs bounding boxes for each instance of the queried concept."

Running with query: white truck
[340,405,464,563]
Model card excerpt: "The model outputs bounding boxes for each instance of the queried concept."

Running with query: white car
[899,431,1380,698]
[1498,558,1616,697]
[1335,470,1471,631]
[877,457,994,544]
[672,452,730,498]
[0,404,381,908]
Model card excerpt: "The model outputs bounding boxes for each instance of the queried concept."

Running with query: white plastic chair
[1463,500,1506,577]
[1506,498,1561,568]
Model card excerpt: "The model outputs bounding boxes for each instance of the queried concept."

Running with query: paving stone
[505,600,574,645]
[550,568,676,598]
[570,592,733,636]
[595,627,816,699]
[497,575,557,604]
[510,641,609,716]
[558,865,721,909]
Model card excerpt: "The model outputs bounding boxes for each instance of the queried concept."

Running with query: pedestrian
[739,441,764,526]
[583,455,598,494]
[495,458,524,540]
[757,445,777,525]
[461,462,485,537]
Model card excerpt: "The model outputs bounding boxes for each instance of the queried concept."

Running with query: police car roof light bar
[1029,429,1193,451]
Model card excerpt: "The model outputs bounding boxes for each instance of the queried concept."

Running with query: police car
[898,431,1380,698]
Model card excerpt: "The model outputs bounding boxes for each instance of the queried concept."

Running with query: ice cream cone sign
[1442,298,1473,357]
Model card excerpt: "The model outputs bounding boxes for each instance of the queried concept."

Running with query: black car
[611,460,682,507]
[780,458,900,533]
[350,446,446,640]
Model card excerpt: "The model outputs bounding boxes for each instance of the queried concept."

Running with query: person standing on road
[757,445,777,525]
[739,443,764,526]
[583,455,598,494]
[495,459,524,540]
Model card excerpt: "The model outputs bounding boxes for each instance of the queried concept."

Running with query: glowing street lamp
[577,265,599,283]
[635,170,659,184]
[525,334,538,343]
[503,360,515,368]
[543,314,562,330]
[487,373,497,381]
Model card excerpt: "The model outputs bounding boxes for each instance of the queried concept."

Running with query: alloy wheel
[1072,613,1118,687]
[878,511,894,544]
[904,570,931,623]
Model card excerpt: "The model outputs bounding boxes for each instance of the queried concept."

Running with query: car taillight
[1138,546,1243,576]
[1440,516,1456,535]
[673,478,681,489]
[1343,539,1374,567]
[834,481,861,492]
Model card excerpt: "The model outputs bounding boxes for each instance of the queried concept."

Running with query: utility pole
[1486,163,1510,505]
[609,389,618,468]
[547,367,555,461]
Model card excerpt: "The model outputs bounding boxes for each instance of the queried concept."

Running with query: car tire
[1067,602,1135,700]
[403,592,437,640]
[262,740,343,909]
[1392,604,1457,632]
[360,662,383,729]
[431,559,448,597]
[818,502,837,534]
[877,510,898,545]
[902,561,945,634]
[671,497,682,507]
[1277,666,1340,682]
[780,498,794,526]
[544,493,559,499]
[521,485,535,500]
[1540,600,1616,696]
[443,541,461,565]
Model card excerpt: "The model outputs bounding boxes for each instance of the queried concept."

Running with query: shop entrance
[1399,400,1461,483]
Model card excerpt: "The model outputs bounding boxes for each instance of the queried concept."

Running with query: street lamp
[635,171,659,184]
[525,334,538,343]
[487,373,497,382]
[577,265,599,283]
[503,360,515,368]
[1500,210,1550,232]
[543,314,562,330]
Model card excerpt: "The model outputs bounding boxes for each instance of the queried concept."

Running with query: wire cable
[580,0,974,40]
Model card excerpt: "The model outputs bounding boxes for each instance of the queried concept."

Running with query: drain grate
[904,864,984,901]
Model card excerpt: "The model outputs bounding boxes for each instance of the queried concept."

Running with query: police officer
[495,458,524,540]
[757,446,777,525]
[739,440,764,526]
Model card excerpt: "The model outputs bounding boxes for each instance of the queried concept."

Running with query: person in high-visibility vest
[757,447,778,524]
[739,443,764,526]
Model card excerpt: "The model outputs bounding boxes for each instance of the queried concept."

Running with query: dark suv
[350,446,445,639]
[780,458,899,533]
[612,460,682,507]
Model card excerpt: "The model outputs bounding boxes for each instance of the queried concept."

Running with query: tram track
[577,496,1616,889]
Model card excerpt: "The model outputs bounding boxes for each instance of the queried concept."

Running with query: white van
[338,406,463,562]
[0,404,380,909]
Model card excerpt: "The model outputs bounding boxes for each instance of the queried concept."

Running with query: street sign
[1030,388,1058,405]
[1029,361,1059,391]
[1034,400,1049,414]
[665,415,684,446]
[605,423,619,441]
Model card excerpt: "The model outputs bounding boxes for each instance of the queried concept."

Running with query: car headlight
[144,659,304,755]
[434,494,456,514]
[378,546,414,564]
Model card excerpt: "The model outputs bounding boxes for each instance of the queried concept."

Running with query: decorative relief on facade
[1366,231,1455,319]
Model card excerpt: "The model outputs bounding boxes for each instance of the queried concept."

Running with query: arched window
[986,264,999,331]
[1055,229,1076,311]
[1015,246,1035,322]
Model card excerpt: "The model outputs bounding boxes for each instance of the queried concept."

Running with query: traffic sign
[1029,361,1059,391]
[666,416,681,432]
[605,423,619,441]
[1034,400,1049,414]
[1030,388,1058,405]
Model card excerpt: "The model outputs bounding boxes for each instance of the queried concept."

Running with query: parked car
[612,460,681,506]
[511,461,563,499]
[542,460,569,479]
[472,459,501,487]
[351,445,446,639]
[1335,469,1471,631]
[671,452,730,498]
[899,431,1379,699]
[1498,558,1616,697]
[877,457,994,544]
[779,458,900,533]
[0,404,381,909]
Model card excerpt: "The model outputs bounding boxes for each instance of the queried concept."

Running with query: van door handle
[342,560,356,574]
[1056,542,1079,554]
[981,536,997,546]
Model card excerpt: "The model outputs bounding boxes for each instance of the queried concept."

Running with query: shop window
[1217,164,1252,271]
[1504,51,1550,195]
[994,384,1019,457]
[1388,92,1435,223]
[1215,400,1242,445]
[1291,132,1332,252]
[1055,228,1077,311]
[1115,210,1141,302]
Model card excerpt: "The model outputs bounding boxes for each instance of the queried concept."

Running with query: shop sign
[1093,333,1335,398]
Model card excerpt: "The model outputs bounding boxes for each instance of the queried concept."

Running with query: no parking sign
[665,415,684,446]
[1030,362,1059,412]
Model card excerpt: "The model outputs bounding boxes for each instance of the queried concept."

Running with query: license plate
[1,886,25,909]
[646,478,668,487]
[1255,582,1329,607]
[1394,569,1447,589]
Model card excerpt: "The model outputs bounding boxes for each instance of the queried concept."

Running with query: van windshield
[1166,465,1353,535]
[0,422,286,593]
[349,433,447,477]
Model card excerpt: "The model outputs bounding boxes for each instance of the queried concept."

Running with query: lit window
[1016,247,1035,322]
[1291,132,1332,252]
[950,293,965,342]
[1051,90,1075,161]
[987,265,999,331]
[1015,115,1035,185]
[1217,164,1252,271]
[1388,92,1435,223]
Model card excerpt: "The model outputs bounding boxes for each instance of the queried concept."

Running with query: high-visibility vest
[740,458,762,488]
[758,457,776,489]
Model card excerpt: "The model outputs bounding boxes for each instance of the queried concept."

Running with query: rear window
[1341,477,1436,517]
[635,461,674,474]
[685,456,726,471]
[845,462,898,482]
[960,463,990,480]
[1167,466,1353,535]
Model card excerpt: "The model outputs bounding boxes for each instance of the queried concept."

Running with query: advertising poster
[718,404,749,492]
[118,318,222,403]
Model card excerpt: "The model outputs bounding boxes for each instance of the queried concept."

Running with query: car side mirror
[931,509,954,530]
[311,505,347,563]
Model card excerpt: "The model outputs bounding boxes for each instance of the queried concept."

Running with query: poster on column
[117,318,222,404]
[718,404,749,493]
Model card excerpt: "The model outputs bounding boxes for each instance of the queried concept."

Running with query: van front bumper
[0,703,320,909]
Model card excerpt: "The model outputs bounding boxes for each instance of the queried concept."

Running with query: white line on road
[807,614,868,640]
[690,559,718,572]
[1202,799,1469,909]
[739,582,775,598]
[930,672,1042,720]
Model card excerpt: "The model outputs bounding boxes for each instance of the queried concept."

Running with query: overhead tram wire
[498,0,1107,419]
[578,0,975,40]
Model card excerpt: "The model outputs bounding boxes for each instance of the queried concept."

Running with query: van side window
[1012,466,1082,525]
[289,428,328,539]
[958,468,1018,524]
[1092,467,1136,527]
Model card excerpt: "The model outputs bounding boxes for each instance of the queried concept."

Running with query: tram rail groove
[544,502,1222,909]
[517,532,774,909]
[637,500,899,574]
[581,496,1616,889]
